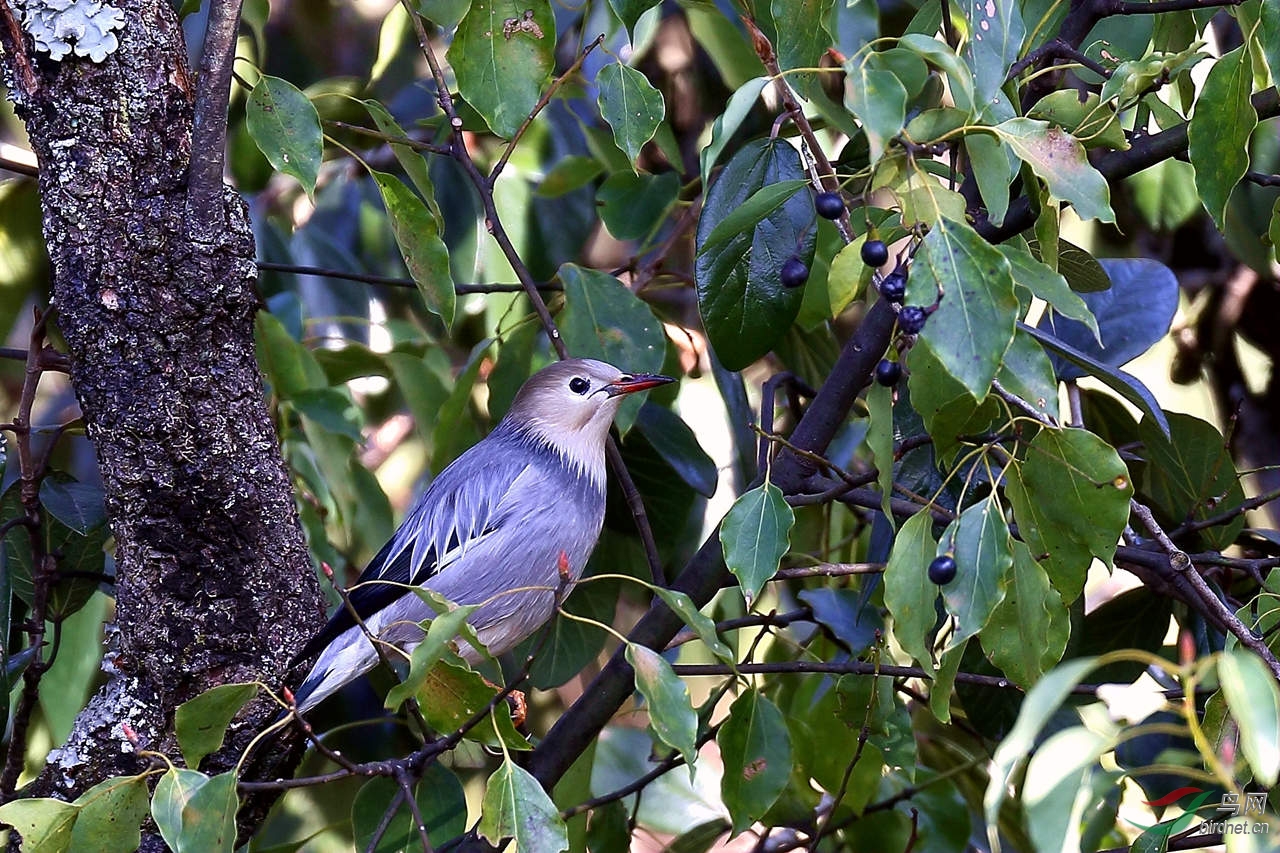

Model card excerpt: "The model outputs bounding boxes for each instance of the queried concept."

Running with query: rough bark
[0,0,324,834]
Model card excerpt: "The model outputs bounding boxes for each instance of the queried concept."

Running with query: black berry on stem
[875,359,901,386]
[898,305,927,334]
[880,269,906,303]
[861,239,889,268]
[928,554,957,585]
[815,191,845,220]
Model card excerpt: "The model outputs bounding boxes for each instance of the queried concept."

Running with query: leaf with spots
[1188,45,1258,231]
[718,690,792,833]
[940,496,1012,650]
[1005,427,1132,603]
[963,0,1025,108]
[370,170,455,328]
[245,75,321,197]
[597,63,665,166]
[479,759,569,853]
[995,119,1116,224]
[449,0,554,138]
[626,643,698,768]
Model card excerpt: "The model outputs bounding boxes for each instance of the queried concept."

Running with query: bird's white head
[506,358,674,482]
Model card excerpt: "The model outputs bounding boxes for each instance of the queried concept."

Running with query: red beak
[604,373,675,397]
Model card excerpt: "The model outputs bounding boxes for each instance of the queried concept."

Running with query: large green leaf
[479,760,569,853]
[151,769,238,853]
[626,643,698,766]
[449,0,554,138]
[68,775,150,853]
[0,798,78,853]
[597,172,680,242]
[174,682,259,770]
[1217,649,1280,787]
[1026,90,1127,150]
[966,131,1014,227]
[699,77,769,184]
[1,481,107,621]
[844,61,908,159]
[370,170,454,328]
[883,510,941,676]
[362,99,442,222]
[995,328,1060,423]
[413,660,530,751]
[962,0,1024,108]
[771,0,835,98]
[634,403,717,498]
[1188,45,1258,230]
[245,75,322,197]
[1140,412,1245,550]
[557,263,666,433]
[717,690,792,834]
[994,118,1116,223]
[597,63,665,165]
[940,496,1011,649]
[384,602,479,710]
[719,482,794,607]
[1005,427,1132,602]
[998,243,1098,341]
[980,540,1069,687]
[695,139,815,370]
[905,216,1019,400]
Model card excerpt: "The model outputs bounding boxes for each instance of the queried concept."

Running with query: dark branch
[186,0,244,234]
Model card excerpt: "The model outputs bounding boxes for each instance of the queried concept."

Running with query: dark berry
[928,554,957,585]
[780,257,809,289]
[815,191,845,220]
[875,359,901,386]
[898,305,927,334]
[861,239,889,268]
[879,269,906,303]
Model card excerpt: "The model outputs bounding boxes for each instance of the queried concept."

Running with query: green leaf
[151,769,238,853]
[906,216,1019,400]
[868,381,896,524]
[1022,322,1170,437]
[597,171,680,242]
[0,798,79,853]
[608,0,657,39]
[1141,412,1245,550]
[479,759,569,853]
[361,100,441,222]
[352,765,468,853]
[904,342,1002,462]
[699,77,769,184]
[449,0,554,138]
[517,572,617,688]
[719,482,794,607]
[38,479,105,535]
[1262,0,1280,86]
[995,329,1059,422]
[370,170,454,328]
[717,690,792,834]
[69,775,150,853]
[245,75,322,197]
[174,682,259,770]
[984,656,1097,852]
[536,155,604,197]
[883,510,940,676]
[413,660,530,750]
[998,243,1099,342]
[1022,728,1114,853]
[1218,649,1280,786]
[961,0,1024,107]
[384,602,479,709]
[653,587,734,664]
[994,118,1116,223]
[981,540,1069,687]
[771,0,835,98]
[843,62,908,159]
[1005,427,1132,602]
[695,138,815,370]
[698,180,809,255]
[966,131,1013,227]
[2,482,106,621]
[1026,90,1127,149]
[254,311,325,400]
[557,263,666,434]
[1126,159,1201,232]
[940,496,1011,649]
[597,63,666,165]
[897,33,974,113]
[290,387,365,441]
[626,643,698,767]
[1188,45,1258,231]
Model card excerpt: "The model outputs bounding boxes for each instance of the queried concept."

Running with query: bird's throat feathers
[502,413,612,489]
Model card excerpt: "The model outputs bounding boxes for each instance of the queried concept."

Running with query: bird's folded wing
[290,450,537,665]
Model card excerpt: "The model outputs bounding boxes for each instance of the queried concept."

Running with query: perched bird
[290,358,674,713]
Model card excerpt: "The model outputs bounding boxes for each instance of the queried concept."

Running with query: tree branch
[186,0,244,234]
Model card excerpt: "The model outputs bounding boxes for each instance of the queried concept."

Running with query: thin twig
[490,35,606,185]
[325,120,452,156]
[256,260,559,294]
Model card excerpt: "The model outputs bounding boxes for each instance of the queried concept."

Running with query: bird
[289,358,674,714]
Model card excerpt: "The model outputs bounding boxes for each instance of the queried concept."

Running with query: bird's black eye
[569,377,590,395]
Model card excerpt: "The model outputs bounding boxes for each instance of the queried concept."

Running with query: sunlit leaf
[245,75,322,196]
[479,760,569,853]
[995,118,1116,223]
[174,683,259,770]
[450,0,554,138]
[597,63,665,165]
[1188,45,1258,230]
[719,482,794,607]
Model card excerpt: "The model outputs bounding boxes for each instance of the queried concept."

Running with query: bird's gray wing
[291,443,532,664]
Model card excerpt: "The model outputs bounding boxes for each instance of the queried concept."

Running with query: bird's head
[506,358,674,476]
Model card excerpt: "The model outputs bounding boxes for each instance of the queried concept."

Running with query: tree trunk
[0,0,324,833]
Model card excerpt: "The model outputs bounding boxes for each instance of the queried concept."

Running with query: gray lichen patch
[16,0,125,62]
